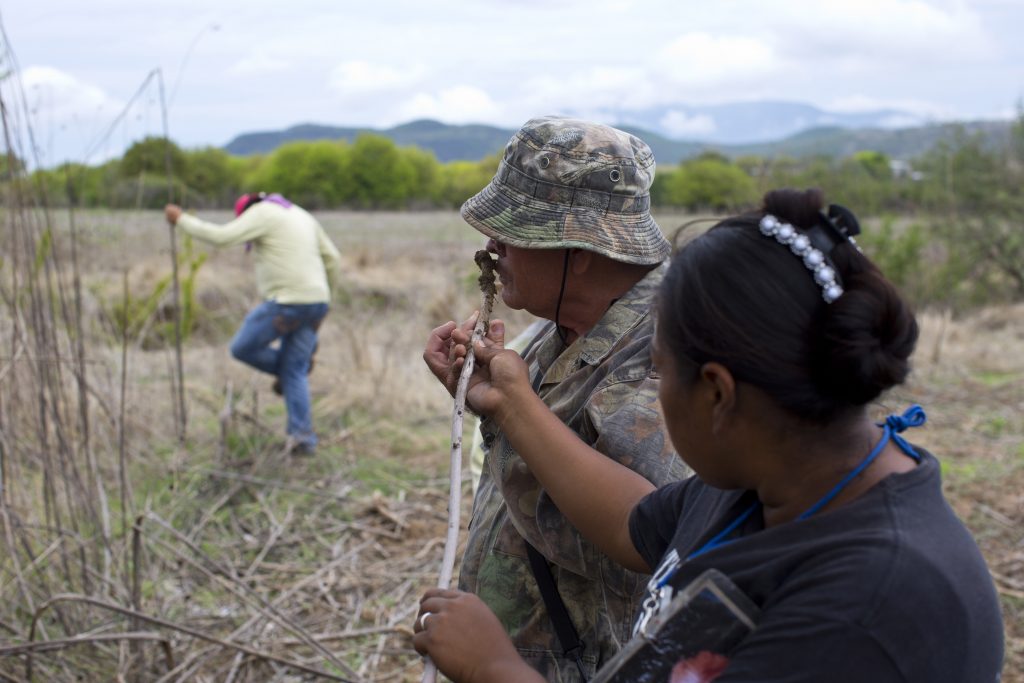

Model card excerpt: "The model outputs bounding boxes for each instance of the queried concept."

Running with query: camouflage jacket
[459,264,689,682]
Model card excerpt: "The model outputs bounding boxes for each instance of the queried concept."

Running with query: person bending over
[165,193,342,456]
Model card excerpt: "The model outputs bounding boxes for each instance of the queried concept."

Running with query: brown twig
[140,514,361,680]
[119,270,131,591]
[421,250,496,683]
[278,625,414,646]
[24,594,356,683]
[130,514,143,671]
[1,631,174,671]
[219,379,234,462]
[155,69,187,444]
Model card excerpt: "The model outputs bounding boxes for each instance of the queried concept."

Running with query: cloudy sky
[2,0,1022,166]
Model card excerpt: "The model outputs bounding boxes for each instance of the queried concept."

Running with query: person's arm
[316,224,344,293]
[469,337,655,573]
[166,203,269,247]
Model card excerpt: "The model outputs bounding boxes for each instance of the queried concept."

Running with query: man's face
[486,238,567,318]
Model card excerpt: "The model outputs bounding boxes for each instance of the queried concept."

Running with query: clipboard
[592,569,759,683]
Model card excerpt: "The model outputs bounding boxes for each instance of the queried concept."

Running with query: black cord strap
[521,327,588,680]
[525,541,589,681]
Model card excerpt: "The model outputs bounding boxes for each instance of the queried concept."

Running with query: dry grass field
[0,209,1020,681]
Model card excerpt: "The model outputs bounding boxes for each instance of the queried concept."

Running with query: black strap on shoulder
[522,323,588,680]
[525,541,589,681]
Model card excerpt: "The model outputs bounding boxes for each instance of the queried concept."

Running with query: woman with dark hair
[413,189,1004,682]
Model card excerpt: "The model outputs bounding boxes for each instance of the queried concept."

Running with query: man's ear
[699,362,736,436]
[569,248,593,275]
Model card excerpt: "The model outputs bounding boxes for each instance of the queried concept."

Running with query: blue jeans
[229,301,328,447]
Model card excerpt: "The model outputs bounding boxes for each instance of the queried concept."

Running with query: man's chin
[500,297,529,314]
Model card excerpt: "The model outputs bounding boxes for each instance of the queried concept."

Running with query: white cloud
[657,33,780,87]
[11,66,129,164]
[659,110,717,138]
[826,94,956,120]
[991,105,1021,120]
[876,114,928,128]
[329,60,426,93]
[516,68,661,115]
[2,0,1018,162]
[226,53,291,76]
[395,86,501,123]
[20,66,121,119]
[778,0,992,62]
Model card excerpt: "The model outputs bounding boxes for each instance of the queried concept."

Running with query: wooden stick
[421,251,496,683]
[156,68,187,443]
[219,379,234,462]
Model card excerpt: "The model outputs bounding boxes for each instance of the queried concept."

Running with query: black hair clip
[807,203,861,255]
[826,204,861,238]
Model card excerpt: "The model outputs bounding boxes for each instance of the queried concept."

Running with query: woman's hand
[413,588,542,683]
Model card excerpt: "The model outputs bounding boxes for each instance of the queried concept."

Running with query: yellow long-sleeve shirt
[177,201,343,304]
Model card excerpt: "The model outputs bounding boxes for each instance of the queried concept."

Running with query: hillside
[225,120,513,162]
[729,120,1013,160]
[223,118,1014,164]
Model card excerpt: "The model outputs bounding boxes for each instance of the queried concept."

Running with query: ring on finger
[418,611,433,630]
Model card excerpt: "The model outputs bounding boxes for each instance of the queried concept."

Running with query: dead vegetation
[0,195,1020,683]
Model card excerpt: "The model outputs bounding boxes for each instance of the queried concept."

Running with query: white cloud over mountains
[396,86,501,123]
[330,61,427,93]
[660,111,718,138]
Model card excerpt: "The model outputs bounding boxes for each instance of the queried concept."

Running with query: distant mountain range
[225,120,510,162]
[223,101,1014,164]
[602,101,930,145]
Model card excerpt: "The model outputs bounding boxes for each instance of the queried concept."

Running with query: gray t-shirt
[628,448,1004,682]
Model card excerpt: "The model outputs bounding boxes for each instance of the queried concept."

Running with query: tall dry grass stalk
[1,53,117,677]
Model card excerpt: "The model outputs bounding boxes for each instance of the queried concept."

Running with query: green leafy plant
[106,234,208,348]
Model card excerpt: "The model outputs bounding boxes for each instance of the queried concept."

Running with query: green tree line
[21,114,1020,217]
[19,113,1024,309]
[29,134,501,211]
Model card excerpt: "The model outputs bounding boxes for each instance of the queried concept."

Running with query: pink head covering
[235,192,291,218]
[234,193,254,217]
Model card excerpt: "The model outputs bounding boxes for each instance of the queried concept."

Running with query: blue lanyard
[670,405,926,577]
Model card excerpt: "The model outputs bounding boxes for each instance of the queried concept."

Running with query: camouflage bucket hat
[461,115,670,265]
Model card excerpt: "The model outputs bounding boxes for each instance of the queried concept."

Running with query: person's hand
[413,588,540,683]
[422,313,481,397]
[462,325,532,419]
[423,315,531,418]
[164,204,183,226]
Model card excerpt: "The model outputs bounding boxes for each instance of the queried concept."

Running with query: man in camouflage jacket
[423,116,688,682]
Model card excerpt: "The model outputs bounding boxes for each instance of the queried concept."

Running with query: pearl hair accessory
[759,214,845,303]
